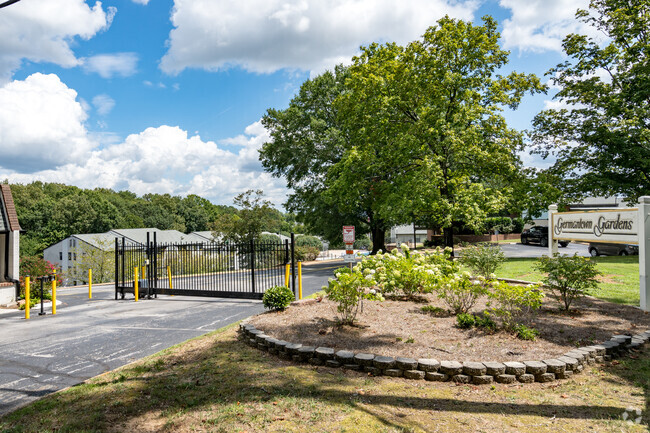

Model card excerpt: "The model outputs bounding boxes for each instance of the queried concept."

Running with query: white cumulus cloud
[82,53,139,79]
[160,0,479,75]
[0,0,115,83]
[0,73,96,172]
[499,0,598,53]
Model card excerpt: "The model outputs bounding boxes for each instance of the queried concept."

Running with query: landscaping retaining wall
[239,322,649,385]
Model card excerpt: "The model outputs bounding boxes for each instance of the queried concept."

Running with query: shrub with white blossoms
[357,244,458,299]
[485,280,544,330]
[437,272,487,315]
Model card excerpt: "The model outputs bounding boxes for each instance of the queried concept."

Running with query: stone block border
[239,322,650,385]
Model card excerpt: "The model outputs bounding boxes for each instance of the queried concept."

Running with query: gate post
[291,233,296,297]
[114,237,118,300]
[250,239,256,294]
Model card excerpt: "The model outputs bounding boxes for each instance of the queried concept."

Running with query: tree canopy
[532,0,650,203]
[261,16,544,251]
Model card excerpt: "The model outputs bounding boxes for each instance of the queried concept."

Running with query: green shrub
[324,267,383,325]
[353,237,372,250]
[420,305,447,316]
[258,233,281,244]
[262,285,294,311]
[456,312,476,328]
[512,217,525,234]
[475,314,497,331]
[487,281,544,330]
[514,324,539,341]
[484,216,514,234]
[19,256,62,299]
[295,235,322,250]
[437,273,487,314]
[460,243,505,278]
[295,245,320,261]
[536,253,600,311]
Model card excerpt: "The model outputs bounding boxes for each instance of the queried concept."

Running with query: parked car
[588,242,638,256]
[521,226,569,248]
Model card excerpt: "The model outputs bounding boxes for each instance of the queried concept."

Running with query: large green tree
[337,16,544,250]
[210,190,277,243]
[532,0,650,202]
[260,66,399,253]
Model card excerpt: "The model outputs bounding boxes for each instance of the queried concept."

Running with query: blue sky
[0,0,594,209]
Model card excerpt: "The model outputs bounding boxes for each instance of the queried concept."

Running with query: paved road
[498,242,590,258]
[0,260,341,416]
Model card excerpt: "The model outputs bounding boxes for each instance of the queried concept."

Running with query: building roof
[0,185,21,232]
[191,231,222,242]
[74,233,124,250]
[110,228,206,245]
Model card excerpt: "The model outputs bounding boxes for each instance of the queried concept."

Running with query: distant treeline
[7,181,300,258]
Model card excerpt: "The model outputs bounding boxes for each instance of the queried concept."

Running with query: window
[59,252,62,260]
[68,252,71,260]
[73,253,76,260]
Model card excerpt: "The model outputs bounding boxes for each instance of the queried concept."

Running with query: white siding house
[390,224,428,245]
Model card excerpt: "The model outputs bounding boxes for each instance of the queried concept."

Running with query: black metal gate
[115,232,295,300]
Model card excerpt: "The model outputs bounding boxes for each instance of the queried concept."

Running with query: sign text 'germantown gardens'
[551,209,638,244]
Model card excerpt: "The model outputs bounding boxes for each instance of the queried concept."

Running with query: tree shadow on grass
[1,325,648,432]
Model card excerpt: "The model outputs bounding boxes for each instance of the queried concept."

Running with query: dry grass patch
[0,323,648,433]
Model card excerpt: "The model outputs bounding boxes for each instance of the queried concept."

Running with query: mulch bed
[249,290,650,362]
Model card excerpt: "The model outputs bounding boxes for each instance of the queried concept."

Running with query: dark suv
[588,242,638,256]
[521,226,569,248]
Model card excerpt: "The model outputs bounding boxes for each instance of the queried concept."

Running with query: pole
[52,269,56,315]
[134,267,139,302]
[88,269,92,299]
[298,261,302,300]
[285,263,290,288]
[39,278,45,316]
[639,197,650,311]
[291,233,296,297]
[548,204,559,256]
[167,265,173,290]
[25,276,30,320]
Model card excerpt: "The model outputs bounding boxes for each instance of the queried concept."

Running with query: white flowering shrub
[459,243,505,278]
[437,273,487,314]
[324,267,383,325]
[356,244,458,298]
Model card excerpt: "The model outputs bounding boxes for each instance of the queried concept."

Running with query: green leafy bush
[460,243,505,278]
[295,235,322,250]
[353,237,372,250]
[437,273,487,314]
[511,217,525,233]
[420,305,447,316]
[513,324,539,341]
[456,312,476,328]
[486,281,544,330]
[323,267,383,325]
[258,233,281,244]
[536,253,600,311]
[19,256,62,300]
[262,285,294,311]
[294,245,320,261]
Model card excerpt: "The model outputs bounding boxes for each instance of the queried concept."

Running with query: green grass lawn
[1,322,648,433]
[495,255,640,305]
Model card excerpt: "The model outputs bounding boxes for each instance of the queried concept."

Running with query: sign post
[549,198,649,310]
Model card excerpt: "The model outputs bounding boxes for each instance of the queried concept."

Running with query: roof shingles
[0,185,21,232]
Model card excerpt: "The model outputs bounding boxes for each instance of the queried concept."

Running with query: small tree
[71,237,115,283]
[460,243,505,278]
[536,253,600,311]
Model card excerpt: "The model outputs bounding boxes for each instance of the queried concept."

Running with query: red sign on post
[342,226,355,244]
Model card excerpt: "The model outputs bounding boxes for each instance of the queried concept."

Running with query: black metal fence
[115,232,295,300]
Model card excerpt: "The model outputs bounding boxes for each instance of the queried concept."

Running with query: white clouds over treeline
[0,74,287,206]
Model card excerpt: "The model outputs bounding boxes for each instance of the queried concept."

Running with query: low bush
[456,312,476,328]
[486,281,544,330]
[353,237,372,250]
[262,285,294,311]
[513,324,539,341]
[323,267,383,325]
[295,245,320,261]
[437,273,487,314]
[460,243,505,278]
[19,256,62,300]
[420,305,447,316]
[295,235,322,250]
[536,253,600,311]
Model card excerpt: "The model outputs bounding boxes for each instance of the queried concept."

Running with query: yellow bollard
[142,265,146,280]
[298,261,303,300]
[52,270,57,315]
[167,266,173,290]
[25,276,30,320]
[88,269,92,299]
[285,263,290,288]
[134,267,139,302]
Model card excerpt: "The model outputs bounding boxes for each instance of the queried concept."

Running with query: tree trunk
[370,224,386,255]
[443,226,454,257]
